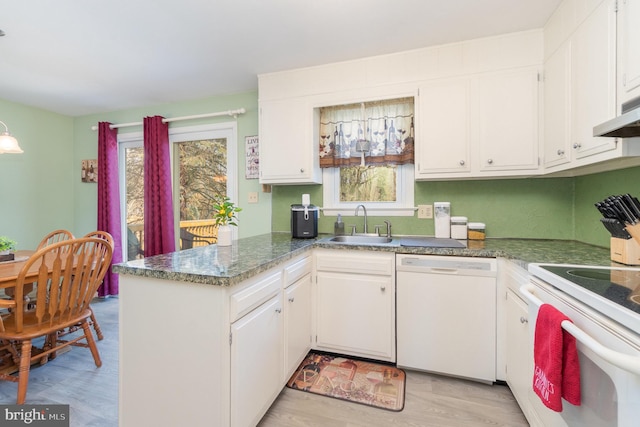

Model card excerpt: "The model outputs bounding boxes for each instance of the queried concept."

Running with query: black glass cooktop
[540,265,640,316]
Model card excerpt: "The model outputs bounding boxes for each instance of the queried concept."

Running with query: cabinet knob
[520,316,528,324]
[288,297,295,303]
[573,143,581,149]
[557,149,565,156]
[300,168,305,173]
[487,159,493,165]
[275,308,282,314]
[459,160,465,166]
[380,285,386,292]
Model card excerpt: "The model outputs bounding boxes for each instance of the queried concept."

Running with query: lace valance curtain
[319,97,415,168]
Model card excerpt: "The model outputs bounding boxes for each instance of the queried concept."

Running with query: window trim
[321,164,415,217]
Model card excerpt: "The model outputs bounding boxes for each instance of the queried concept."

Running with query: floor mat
[286,352,405,412]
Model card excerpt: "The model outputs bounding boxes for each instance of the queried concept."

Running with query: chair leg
[42,332,58,363]
[89,308,104,340]
[81,321,102,367]
[17,340,32,404]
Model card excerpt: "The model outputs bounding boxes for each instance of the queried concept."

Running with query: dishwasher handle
[429,267,459,274]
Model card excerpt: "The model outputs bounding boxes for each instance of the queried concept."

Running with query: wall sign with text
[245,135,259,179]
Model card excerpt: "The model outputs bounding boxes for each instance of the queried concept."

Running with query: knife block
[610,237,640,265]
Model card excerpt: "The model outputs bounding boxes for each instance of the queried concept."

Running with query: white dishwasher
[396,254,497,383]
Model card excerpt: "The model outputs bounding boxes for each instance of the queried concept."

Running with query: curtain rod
[90,108,246,131]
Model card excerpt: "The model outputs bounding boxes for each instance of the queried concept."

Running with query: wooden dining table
[0,250,36,291]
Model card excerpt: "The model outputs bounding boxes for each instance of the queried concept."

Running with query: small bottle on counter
[450,216,468,239]
[468,222,486,240]
[334,214,345,236]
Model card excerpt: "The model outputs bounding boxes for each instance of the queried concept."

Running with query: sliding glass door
[118,122,237,260]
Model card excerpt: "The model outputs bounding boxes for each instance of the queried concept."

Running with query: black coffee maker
[291,204,318,238]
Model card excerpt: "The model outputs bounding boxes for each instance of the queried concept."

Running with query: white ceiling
[0,0,562,117]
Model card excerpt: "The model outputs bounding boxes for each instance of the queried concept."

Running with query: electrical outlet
[248,192,259,204]
[417,204,433,219]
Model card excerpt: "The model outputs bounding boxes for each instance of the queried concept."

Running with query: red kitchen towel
[532,304,581,412]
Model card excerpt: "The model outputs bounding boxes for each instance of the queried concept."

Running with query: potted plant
[213,197,242,246]
[0,236,17,262]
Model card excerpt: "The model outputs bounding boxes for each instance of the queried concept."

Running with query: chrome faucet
[355,204,368,234]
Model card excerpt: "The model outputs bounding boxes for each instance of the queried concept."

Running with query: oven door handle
[520,284,640,377]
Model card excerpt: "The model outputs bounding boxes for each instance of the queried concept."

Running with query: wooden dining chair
[0,237,113,404]
[55,231,114,343]
[81,231,114,340]
[36,229,75,250]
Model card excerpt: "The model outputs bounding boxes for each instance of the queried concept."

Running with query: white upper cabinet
[571,0,617,159]
[618,0,640,104]
[543,41,573,169]
[258,97,322,185]
[259,30,543,184]
[542,0,638,175]
[416,66,542,180]
[477,67,541,174]
[416,77,471,177]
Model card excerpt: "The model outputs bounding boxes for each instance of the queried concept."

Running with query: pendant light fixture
[0,121,24,154]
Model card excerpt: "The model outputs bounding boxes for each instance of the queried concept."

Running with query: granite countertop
[112,232,614,287]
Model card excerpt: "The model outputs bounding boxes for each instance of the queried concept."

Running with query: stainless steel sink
[326,235,397,245]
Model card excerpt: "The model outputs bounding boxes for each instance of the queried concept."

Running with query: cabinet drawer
[315,250,394,276]
[284,256,312,288]
[230,270,282,323]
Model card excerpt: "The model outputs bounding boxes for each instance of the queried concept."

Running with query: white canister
[450,216,468,239]
[434,202,451,238]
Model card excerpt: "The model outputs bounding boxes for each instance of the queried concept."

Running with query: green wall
[272,176,576,240]
[575,166,640,247]
[0,99,75,249]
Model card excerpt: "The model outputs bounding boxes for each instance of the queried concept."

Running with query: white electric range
[526,263,640,427]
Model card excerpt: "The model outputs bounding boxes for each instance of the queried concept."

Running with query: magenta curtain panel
[143,116,176,256]
[97,122,123,297]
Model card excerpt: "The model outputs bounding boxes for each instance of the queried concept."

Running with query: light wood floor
[260,370,529,427]
[0,298,528,427]
[0,297,119,426]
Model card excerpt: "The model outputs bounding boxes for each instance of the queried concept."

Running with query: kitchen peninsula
[113,233,611,427]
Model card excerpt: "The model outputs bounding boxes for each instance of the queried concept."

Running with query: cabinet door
[505,289,531,410]
[571,0,617,159]
[315,271,395,361]
[259,98,322,184]
[477,67,541,172]
[230,294,283,427]
[618,0,640,103]
[543,42,572,169]
[284,273,312,380]
[415,78,471,176]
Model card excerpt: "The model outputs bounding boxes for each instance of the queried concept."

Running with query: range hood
[594,96,640,138]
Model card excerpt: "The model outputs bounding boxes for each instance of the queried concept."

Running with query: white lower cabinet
[231,294,283,427]
[284,271,312,380]
[120,253,313,427]
[313,249,396,362]
[506,288,531,409]
[503,260,565,427]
